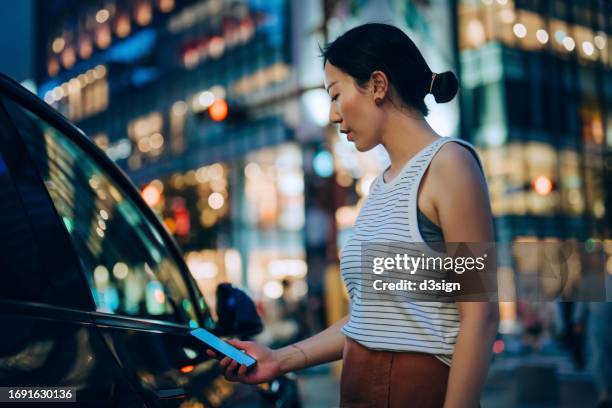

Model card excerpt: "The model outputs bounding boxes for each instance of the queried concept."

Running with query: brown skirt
[340,338,450,408]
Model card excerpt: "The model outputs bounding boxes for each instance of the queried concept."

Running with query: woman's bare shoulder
[430,140,481,181]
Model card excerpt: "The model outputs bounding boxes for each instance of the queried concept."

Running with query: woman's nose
[329,106,342,124]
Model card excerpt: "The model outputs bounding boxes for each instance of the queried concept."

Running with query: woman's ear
[370,70,389,102]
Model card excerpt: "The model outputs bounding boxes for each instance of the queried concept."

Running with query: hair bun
[430,71,458,103]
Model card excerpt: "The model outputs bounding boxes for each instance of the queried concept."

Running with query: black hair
[321,23,458,116]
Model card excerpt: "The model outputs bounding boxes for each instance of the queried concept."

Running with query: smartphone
[190,328,257,369]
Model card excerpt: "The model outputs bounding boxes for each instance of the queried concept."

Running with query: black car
[0,73,300,407]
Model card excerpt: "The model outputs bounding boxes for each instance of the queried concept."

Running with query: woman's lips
[343,130,353,141]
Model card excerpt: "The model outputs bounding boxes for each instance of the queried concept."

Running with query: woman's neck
[380,108,440,180]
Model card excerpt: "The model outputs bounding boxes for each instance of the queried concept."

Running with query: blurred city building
[34,0,308,334]
[455,0,611,338]
[32,0,611,362]
[457,0,610,238]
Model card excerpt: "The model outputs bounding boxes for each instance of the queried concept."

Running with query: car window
[4,98,199,326]
[0,98,94,309]
[0,148,47,302]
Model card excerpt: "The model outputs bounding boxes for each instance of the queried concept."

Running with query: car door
[0,77,144,406]
[0,74,266,408]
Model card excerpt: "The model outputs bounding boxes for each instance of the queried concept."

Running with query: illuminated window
[49,66,108,121]
[47,57,60,77]
[78,35,93,59]
[135,0,153,26]
[581,105,605,145]
[559,150,584,216]
[114,12,132,38]
[243,144,305,231]
[574,26,598,62]
[549,19,571,54]
[127,112,165,167]
[169,101,187,154]
[584,153,605,220]
[157,0,175,13]
[479,143,527,216]
[246,250,307,299]
[60,47,76,69]
[517,10,545,50]
[231,63,290,96]
[459,4,488,50]
[95,23,112,49]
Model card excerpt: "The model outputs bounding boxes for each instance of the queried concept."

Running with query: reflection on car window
[0,149,46,303]
[7,100,199,326]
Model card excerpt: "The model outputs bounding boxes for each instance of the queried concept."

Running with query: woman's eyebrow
[326,81,337,94]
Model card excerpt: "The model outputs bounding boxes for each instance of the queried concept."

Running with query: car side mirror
[214,283,263,338]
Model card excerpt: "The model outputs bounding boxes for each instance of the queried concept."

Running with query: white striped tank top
[340,137,483,366]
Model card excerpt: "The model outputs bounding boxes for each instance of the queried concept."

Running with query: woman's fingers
[223,360,241,381]
[227,359,239,373]
[211,339,256,382]
[225,364,249,382]
[220,357,242,381]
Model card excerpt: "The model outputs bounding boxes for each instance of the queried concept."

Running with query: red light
[493,339,505,354]
[209,99,228,121]
[180,365,194,373]
[533,175,553,196]
[142,184,161,207]
[174,207,190,236]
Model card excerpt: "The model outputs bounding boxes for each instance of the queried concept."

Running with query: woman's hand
[206,339,282,385]
[206,316,349,385]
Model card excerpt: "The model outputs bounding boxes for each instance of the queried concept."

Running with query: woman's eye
[331,94,339,102]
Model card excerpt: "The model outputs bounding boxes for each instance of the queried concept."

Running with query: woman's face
[324,62,385,152]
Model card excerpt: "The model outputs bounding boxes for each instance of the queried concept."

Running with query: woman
[208,23,498,408]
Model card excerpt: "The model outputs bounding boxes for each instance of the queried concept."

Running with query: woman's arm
[430,143,499,408]
[276,314,348,373]
[217,315,348,384]
[447,302,499,408]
